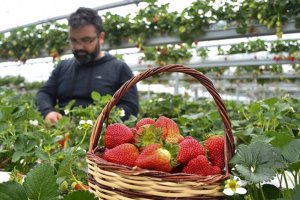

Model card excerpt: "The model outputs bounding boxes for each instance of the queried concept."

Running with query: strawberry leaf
[23,163,59,200]
[282,139,300,163]
[291,185,300,200]
[0,182,27,200]
[63,190,97,200]
[282,139,300,171]
[57,148,76,177]
[230,141,284,183]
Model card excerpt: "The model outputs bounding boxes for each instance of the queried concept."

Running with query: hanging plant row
[0,0,299,63]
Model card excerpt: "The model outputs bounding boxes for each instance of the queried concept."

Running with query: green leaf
[23,163,59,200]
[35,147,49,161]
[263,97,279,108]
[65,100,76,111]
[282,139,300,163]
[266,131,294,148]
[291,184,300,200]
[0,182,27,200]
[57,148,76,177]
[63,190,97,200]
[56,116,70,129]
[262,184,281,200]
[91,91,101,101]
[231,141,284,183]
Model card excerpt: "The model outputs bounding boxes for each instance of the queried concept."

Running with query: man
[36,7,139,124]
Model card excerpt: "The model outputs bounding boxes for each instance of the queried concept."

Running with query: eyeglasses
[69,35,98,46]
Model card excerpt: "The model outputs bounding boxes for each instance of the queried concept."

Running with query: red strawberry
[104,123,134,149]
[135,143,172,172]
[154,116,184,144]
[176,137,206,164]
[204,135,225,169]
[182,155,213,176]
[71,182,89,190]
[211,166,221,175]
[58,133,70,149]
[103,143,139,167]
[136,118,155,130]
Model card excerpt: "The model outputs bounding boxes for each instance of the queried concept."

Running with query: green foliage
[0,163,97,200]
[63,191,97,200]
[1,1,300,63]
[23,163,59,200]
[1,88,300,199]
[0,182,27,200]
[230,141,284,183]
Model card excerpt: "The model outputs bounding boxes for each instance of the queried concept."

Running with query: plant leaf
[57,148,76,177]
[23,163,59,200]
[291,184,300,200]
[91,91,101,101]
[0,181,27,200]
[231,141,284,183]
[63,190,97,200]
[262,184,281,200]
[282,139,300,163]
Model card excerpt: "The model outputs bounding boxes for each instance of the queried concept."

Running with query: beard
[73,43,100,65]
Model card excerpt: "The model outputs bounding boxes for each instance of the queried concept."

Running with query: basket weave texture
[87,64,235,200]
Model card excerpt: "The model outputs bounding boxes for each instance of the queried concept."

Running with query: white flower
[29,120,38,126]
[64,109,70,115]
[78,119,93,129]
[223,179,247,196]
[86,120,93,125]
[120,109,125,117]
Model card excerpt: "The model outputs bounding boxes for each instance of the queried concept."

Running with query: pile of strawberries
[101,116,225,176]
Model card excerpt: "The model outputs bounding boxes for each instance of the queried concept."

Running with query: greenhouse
[0,0,299,200]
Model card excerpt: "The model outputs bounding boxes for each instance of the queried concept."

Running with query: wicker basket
[87,64,235,200]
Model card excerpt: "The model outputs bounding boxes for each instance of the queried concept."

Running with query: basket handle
[88,64,235,171]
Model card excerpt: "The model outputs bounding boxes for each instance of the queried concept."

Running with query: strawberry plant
[0,163,97,199]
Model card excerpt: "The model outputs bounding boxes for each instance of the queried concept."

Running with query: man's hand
[45,111,62,124]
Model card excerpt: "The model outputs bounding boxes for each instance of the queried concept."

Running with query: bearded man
[36,7,139,123]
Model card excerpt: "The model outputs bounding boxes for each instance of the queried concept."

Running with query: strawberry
[176,137,206,165]
[182,155,213,176]
[211,166,221,175]
[130,127,137,135]
[103,143,139,167]
[204,135,225,169]
[154,116,184,144]
[135,143,172,172]
[71,182,89,190]
[135,124,162,150]
[104,123,134,149]
[136,118,155,130]
[58,133,70,149]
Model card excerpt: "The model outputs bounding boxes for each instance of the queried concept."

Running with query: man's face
[68,24,104,64]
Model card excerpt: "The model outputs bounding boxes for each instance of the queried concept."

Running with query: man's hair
[68,7,103,34]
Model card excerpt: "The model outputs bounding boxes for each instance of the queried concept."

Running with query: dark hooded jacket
[36,54,139,120]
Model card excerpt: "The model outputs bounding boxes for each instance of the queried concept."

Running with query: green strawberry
[104,123,134,149]
[204,135,225,169]
[103,143,139,167]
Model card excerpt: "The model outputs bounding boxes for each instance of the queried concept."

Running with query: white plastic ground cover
[0,171,10,183]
